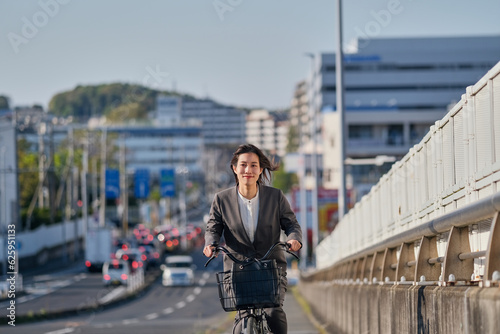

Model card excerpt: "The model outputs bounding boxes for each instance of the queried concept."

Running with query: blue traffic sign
[160,168,175,197]
[134,169,150,199]
[105,169,120,199]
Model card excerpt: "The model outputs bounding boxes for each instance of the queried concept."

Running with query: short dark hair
[230,144,279,185]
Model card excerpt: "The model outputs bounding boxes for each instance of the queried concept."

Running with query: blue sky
[1,0,499,111]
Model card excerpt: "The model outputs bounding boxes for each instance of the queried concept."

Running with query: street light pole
[120,134,128,236]
[81,130,89,258]
[336,0,347,219]
[298,152,308,269]
[305,53,319,263]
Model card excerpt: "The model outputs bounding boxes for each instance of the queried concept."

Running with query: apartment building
[246,109,289,158]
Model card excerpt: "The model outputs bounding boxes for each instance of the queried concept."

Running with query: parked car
[103,259,130,286]
[161,255,195,286]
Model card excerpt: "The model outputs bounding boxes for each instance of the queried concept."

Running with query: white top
[237,189,260,243]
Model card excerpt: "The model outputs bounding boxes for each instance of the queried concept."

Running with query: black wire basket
[215,267,282,311]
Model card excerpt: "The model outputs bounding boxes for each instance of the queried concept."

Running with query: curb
[291,286,328,334]
[0,269,162,326]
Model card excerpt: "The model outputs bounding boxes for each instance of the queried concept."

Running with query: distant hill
[48,83,197,122]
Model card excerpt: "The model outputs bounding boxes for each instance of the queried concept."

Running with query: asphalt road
[2,247,319,334]
[13,273,227,334]
[5,250,231,334]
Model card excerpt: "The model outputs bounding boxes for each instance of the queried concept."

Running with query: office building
[303,35,500,197]
[180,99,246,146]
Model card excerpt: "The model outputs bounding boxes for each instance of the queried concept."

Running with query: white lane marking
[93,323,114,328]
[122,318,139,325]
[145,313,159,320]
[44,328,75,334]
[186,294,195,303]
[199,272,211,286]
[51,280,72,288]
[16,295,35,303]
[74,273,87,281]
[98,286,126,304]
[176,301,186,308]
[194,287,202,295]
[2,274,89,308]
[163,307,174,314]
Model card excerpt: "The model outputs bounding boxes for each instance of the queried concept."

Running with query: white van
[161,255,195,286]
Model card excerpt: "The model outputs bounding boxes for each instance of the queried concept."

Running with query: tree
[286,124,300,153]
[48,83,195,121]
[106,102,148,124]
[17,138,38,209]
[272,162,298,194]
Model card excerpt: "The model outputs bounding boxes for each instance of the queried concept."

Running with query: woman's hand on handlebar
[203,244,217,258]
[287,239,301,252]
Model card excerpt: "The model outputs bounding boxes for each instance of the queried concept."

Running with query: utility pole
[92,155,98,217]
[62,126,73,264]
[336,0,347,219]
[299,124,308,269]
[48,123,55,225]
[65,127,74,221]
[306,53,319,263]
[13,109,21,232]
[38,123,46,208]
[120,134,128,236]
[99,128,107,228]
[81,130,89,260]
[179,146,188,251]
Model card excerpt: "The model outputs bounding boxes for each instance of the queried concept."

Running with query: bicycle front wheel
[244,316,257,334]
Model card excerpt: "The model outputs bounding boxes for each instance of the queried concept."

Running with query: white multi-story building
[305,35,500,196]
[108,124,203,176]
[246,109,289,158]
[180,99,246,146]
[289,80,309,150]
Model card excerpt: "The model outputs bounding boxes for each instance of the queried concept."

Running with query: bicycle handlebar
[204,241,299,267]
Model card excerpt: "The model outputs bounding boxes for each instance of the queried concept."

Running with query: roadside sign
[105,169,120,199]
[160,168,175,197]
[134,169,150,199]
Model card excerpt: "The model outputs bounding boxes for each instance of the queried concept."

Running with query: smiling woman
[230,144,278,188]
[204,143,303,334]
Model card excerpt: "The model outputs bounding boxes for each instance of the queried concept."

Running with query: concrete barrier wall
[0,219,86,274]
[298,281,500,334]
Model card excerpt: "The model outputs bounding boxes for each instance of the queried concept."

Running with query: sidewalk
[284,287,322,334]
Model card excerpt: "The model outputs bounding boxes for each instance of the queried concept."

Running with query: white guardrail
[317,61,500,271]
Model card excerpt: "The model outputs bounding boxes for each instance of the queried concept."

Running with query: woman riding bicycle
[203,144,302,334]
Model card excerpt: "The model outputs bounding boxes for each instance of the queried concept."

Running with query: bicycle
[204,241,299,334]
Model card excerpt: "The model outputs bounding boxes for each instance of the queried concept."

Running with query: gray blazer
[205,185,302,273]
